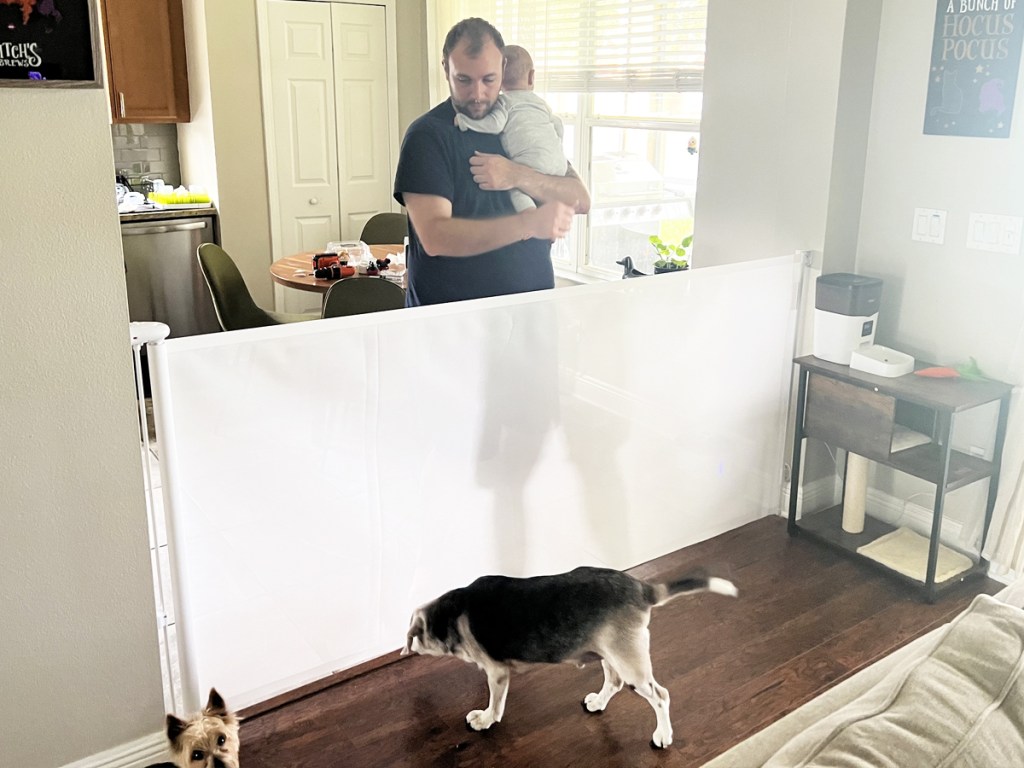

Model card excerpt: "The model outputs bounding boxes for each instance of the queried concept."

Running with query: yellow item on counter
[148,189,212,206]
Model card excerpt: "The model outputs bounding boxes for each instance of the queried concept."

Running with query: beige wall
[854,1,1024,530]
[179,0,219,204]
[858,1,1024,377]
[823,0,884,273]
[689,0,1022,376]
[179,0,275,307]
[696,0,853,267]
[397,0,430,140]
[0,91,164,765]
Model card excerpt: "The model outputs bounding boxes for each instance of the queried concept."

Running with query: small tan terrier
[164,688,240,768]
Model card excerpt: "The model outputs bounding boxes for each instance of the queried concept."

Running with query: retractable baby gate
[130,321,183,716]
[144,254,804,712]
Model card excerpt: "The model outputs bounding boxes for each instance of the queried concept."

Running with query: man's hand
[470,151,591,214]
[525,201,575,241]
[469,152,518,191]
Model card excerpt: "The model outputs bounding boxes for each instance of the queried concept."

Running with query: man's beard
[452,96,494,120]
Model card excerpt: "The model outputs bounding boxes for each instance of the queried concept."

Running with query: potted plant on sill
[650,234,692,273]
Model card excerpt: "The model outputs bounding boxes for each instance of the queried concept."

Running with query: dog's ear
[166,714,188,746]
[402,613,425,655]
[204,687,228,717]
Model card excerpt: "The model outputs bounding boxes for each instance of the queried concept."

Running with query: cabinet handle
[119,91,126,118]
[309,197,319,205]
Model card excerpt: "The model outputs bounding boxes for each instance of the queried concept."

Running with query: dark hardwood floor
[238,516,1001,767]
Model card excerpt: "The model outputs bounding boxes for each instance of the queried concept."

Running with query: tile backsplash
[111,123,182,188]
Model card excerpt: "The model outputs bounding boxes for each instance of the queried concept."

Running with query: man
[393,18,590,306]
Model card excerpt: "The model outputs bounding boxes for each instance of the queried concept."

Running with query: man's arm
[403,192,574,258]
[469,154,591,214]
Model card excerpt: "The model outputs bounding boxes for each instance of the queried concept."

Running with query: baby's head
[502,44,534,91]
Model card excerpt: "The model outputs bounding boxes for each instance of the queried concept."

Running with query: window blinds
[441,0,707,93]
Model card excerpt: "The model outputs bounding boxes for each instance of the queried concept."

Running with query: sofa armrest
[702,630,941,768]
[705,577,1024,768]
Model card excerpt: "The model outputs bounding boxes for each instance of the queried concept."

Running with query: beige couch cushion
[763,594,1024,767]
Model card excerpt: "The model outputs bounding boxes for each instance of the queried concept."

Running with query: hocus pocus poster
[925,0,1024,137]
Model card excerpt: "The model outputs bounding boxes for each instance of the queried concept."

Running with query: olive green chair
[358,212,408,245]
[321,277,406,319]
[197,243,318,331]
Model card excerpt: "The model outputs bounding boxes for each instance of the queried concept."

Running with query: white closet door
[331,4,393,240]
[267,0,341,259]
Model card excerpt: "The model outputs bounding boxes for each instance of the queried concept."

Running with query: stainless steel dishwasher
[121,212,221,337]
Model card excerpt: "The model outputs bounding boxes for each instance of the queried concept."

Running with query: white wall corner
[59,732,168,768]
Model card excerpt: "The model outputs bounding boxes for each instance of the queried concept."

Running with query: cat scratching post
[843,452,868,534]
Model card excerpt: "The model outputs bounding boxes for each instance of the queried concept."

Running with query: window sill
[554,268,613,287]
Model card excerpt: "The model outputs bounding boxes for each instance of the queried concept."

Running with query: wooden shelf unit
[788,355,1012,600]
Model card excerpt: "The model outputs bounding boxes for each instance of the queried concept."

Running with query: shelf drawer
[804,373,895,461]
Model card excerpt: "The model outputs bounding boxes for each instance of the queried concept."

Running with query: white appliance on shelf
[813,273,882,365]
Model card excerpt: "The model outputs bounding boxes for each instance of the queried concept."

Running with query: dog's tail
[648,571,738,606]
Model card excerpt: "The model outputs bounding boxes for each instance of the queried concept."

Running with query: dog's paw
[583,692,608,713]
[651,727,674,749]
[466,709,497,731]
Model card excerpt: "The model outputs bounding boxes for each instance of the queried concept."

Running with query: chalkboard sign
[924,0,1024,137]
[0,0,102,87]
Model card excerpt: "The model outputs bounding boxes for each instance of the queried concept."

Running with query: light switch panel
[967,213,1022,254]
[912,208,946,244]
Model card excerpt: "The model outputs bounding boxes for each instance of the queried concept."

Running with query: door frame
[255,0,400,312]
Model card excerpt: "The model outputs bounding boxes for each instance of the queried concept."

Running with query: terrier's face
[166,688,240,768]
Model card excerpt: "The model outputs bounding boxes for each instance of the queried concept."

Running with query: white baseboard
[781,479,965,547]
[865,487,964,545]
[781,475,839,519]
[60,731,168,768]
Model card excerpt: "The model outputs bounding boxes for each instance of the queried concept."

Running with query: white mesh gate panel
[149,255,801,710]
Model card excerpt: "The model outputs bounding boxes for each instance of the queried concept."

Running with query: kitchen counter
[119,206,218,223]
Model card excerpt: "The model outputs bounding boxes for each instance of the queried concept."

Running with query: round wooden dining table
[270,244,406,293]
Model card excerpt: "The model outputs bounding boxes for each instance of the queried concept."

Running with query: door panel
[268,0,341,259]
[292,217,335,254]
[332,5,394,240]
[290,81,334,183]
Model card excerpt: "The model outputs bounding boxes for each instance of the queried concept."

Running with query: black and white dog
[401,566,737,747]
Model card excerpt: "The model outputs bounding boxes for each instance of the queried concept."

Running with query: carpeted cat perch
[856,526,973,583]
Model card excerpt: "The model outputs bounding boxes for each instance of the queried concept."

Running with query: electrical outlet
[968,445,987,458]
[967,213,1022,254]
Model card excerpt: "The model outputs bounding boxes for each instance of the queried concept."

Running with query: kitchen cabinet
[101,0,190,123]
[787,355,1012,600]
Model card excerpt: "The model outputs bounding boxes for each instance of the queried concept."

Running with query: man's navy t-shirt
[393,99,554,306]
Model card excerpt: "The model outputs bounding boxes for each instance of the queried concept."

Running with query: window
[429,0,707,279]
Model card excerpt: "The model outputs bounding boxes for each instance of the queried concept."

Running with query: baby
[456,45,568,212]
